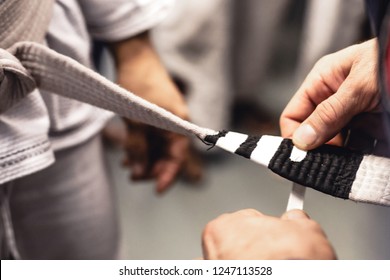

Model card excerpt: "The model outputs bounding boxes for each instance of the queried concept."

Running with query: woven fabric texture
[3,42,216,139]
[350,155,390,206]
[268,139,364,199]
[0,0,53,49]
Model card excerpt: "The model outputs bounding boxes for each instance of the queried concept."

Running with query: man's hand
[202,209,336,260]
[280,39,382,151]
[122,119,202,194]
[109,32,201,193]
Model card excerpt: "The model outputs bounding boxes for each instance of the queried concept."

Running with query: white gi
[0,0,172,259]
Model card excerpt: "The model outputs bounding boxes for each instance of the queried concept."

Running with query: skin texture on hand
[109,32,200,193]
[280,39,382,151]
[202,209,336,260]
[110,32,189,120]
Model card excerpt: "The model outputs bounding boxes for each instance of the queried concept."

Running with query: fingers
[207,209,264,226]
[122,120,150,180]
[122,121,192,193]
[231,208,264,218]
[281,57,358,149]
[154,133,189,193]
[202,209,264,260]
[280,52,351,145]
[292,87,357,150]
[153,160,181,194]
[281,92,351,150]
[280,39,380,150]
[291,74,379,150]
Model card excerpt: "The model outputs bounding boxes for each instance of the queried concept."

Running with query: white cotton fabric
[8,42,215,138]
[78,0,174,42]
[349,155,390,206]
[213,132,248,154]
[44,0,174,150]
[250,135,283,167]
[0,90,54,185]
[0,0,174,184]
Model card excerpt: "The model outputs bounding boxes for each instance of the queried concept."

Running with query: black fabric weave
[204,130,228,145]
[268,139,364,199]
[235,135,261,158]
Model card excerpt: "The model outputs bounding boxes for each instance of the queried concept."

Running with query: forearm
[109,31,188,119]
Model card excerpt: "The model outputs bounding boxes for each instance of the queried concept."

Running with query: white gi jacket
[0,0,172,184]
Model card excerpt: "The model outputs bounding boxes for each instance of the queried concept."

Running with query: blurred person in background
[152,0,366,137]
[151,0,292,137]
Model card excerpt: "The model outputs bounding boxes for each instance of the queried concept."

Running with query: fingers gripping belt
[205,132,390,207]
[1,43,390,207]
[268,139,363,199]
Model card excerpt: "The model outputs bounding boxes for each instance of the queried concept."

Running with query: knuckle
[202,220,219,241]
[314,54,332,69]
[301,218,323,232]
[236,208,261,216]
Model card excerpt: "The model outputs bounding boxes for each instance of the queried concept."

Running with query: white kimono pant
[0,135,119,259]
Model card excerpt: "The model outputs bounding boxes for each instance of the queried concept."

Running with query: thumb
[292,88,356,150]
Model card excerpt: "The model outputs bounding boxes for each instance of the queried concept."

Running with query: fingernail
[293,124,317,149]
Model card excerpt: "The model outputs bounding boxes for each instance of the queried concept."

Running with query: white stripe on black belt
[1,42,390,207]
[204,131,390,207]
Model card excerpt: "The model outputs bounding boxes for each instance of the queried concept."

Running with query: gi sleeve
[78,0,174,42]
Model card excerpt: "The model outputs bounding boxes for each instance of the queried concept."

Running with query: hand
[202,209,336,260]
[122,119,202,193]
[280,39,383,151]
[110,32,202,193]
